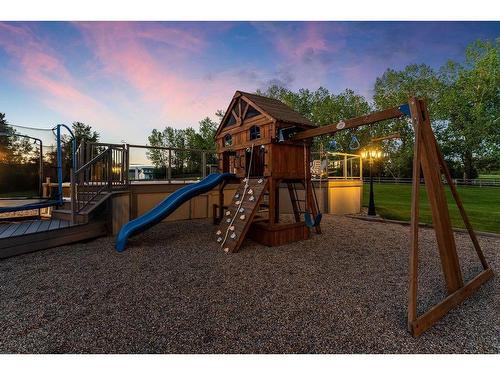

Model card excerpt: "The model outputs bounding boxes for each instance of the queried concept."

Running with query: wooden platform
[249,221,309,247]
[0,218,107,259]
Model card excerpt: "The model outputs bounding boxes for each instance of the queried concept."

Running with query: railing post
[70,169,76,224]
[125,144,130,186]
[168,148,172,183]
[202,151,207,178]
[343,154,347,179]
[107,147,112,190]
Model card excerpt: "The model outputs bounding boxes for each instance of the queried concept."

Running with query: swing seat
[304,211,322,228]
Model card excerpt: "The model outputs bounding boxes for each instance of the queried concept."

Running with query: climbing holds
[226,218,231,223]
[248,189,253,195]
[225,211,231,216]
[229,225,235,231]
[258,178,263,184]
[240,214,246,220]
[217,237,223,243]
[230,233,236,239]
[223,247,229,253]
[216,230,222,235]
[235,200,241,205]
[234,193,240,199]
[249,195,255,202]
[239,208,244,213]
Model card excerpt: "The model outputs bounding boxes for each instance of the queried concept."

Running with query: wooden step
[214,177,268,253]
[0,220,108,259]
[51,209,88,224]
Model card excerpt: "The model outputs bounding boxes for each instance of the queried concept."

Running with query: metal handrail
[74,147,110,175]
[128,143,216,153]
[71,144,128,219]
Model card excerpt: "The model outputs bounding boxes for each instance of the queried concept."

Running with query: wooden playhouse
[214,91,322,253]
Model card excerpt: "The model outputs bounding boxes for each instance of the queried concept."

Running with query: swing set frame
[292,97,493,336]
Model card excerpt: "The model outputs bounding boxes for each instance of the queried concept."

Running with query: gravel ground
[0,215,498,354]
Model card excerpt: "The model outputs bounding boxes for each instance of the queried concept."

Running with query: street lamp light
[361,146,384,216]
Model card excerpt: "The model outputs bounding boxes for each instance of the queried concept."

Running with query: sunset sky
[0,21,498,144]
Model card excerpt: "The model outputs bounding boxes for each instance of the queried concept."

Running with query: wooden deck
[0,218,108,259]
[0,219,72,239]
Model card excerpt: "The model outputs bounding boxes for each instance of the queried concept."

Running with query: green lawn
[362,183,500,234]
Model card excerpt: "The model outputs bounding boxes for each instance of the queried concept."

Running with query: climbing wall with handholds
[214,177,269,253]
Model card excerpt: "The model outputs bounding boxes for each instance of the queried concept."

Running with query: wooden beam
[287,183,301,223]
[292,106,406,141]
[408,98,423,329]
[242,101,249,120]
[416,99,464,293]
[410,268,493,336]
[431,134,490,270]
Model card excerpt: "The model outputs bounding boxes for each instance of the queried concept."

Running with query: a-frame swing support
[292,97,493,337]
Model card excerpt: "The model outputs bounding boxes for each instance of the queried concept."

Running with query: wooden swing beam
[292,97,494,336]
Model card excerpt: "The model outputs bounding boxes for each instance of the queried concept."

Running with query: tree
[72,121,100,147]
[57,121,100,180]
[147,117,219,178]
[257,85,371,153]
[372,64,443,178]
[437,39,500,179]
[0,113,39,194]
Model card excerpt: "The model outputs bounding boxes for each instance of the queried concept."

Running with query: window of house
[224,134,233,147]
[226,113,237,127]
[244,105,260,119]
[249,126,261,140]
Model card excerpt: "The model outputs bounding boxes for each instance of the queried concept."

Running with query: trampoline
[0,123,75,215]
[0,198,60,214]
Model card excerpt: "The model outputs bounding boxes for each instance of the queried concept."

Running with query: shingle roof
[237,91,316,127]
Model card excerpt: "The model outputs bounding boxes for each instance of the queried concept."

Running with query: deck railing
[127,144,217,183]
[71,143,127,218]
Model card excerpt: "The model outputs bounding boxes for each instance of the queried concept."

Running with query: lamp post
[361,147,383,216]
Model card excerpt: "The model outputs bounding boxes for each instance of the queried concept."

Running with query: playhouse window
[244,105,260,119]
[226,114,237,127]
[224,134,233,147]
[249,126,261,140]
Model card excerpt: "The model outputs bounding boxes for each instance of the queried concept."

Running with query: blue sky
[0,21,498,144]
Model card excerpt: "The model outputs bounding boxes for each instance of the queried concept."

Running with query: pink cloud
[0,22,119,129]
[73,22,255,128]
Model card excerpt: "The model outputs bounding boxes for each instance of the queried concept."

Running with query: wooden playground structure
[0,91,493,337]
[213,91,493,336]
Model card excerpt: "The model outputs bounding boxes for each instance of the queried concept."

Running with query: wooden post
[408,98,423,328]
[274,178,280,223]
[268,178,276,224]
[413,99,463,293]
[432,136,489,270]
[287,183,301,223]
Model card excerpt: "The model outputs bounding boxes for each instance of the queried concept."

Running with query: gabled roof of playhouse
[216,91,316,137]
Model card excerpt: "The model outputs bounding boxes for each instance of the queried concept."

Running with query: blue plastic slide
[115,173,234,252]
